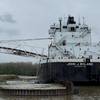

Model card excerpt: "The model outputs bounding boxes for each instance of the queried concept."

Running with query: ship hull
[38,62,100,85]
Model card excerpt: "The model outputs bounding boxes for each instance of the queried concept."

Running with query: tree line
[0,62,39,76]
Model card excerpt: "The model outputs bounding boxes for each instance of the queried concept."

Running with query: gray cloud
[0,13,16,23]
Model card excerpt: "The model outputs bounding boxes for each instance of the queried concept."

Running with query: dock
[0,84,69,96]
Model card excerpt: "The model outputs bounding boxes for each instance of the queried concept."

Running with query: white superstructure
[48,16,100,61]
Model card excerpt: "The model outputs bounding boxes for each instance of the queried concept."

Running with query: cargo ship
[39,16,100,85]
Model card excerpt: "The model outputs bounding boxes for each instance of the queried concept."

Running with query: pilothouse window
[71,27,76,32]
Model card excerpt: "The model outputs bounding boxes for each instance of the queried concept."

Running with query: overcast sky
[0,0,100,63]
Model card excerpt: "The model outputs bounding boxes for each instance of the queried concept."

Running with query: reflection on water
[0,95,71,100]
[1,86,100,100]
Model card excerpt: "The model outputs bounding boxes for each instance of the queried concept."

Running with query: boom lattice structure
[0,46,47,58]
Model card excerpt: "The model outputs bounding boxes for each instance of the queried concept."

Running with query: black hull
[38,62,100,85]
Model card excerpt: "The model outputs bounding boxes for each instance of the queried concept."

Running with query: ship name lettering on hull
[67,63,93,66]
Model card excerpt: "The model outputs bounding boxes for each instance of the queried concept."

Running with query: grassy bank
[0,62,39,76]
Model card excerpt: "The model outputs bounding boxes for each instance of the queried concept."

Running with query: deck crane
[0,38,51,58]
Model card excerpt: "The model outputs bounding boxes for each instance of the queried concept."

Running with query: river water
[0,86,100,100]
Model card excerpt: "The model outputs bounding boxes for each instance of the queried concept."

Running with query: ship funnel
[67,16,76,25]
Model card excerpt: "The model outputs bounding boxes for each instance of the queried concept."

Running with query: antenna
[59,17,62,32]
[83,17,85,25]
[78,17,81,25]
